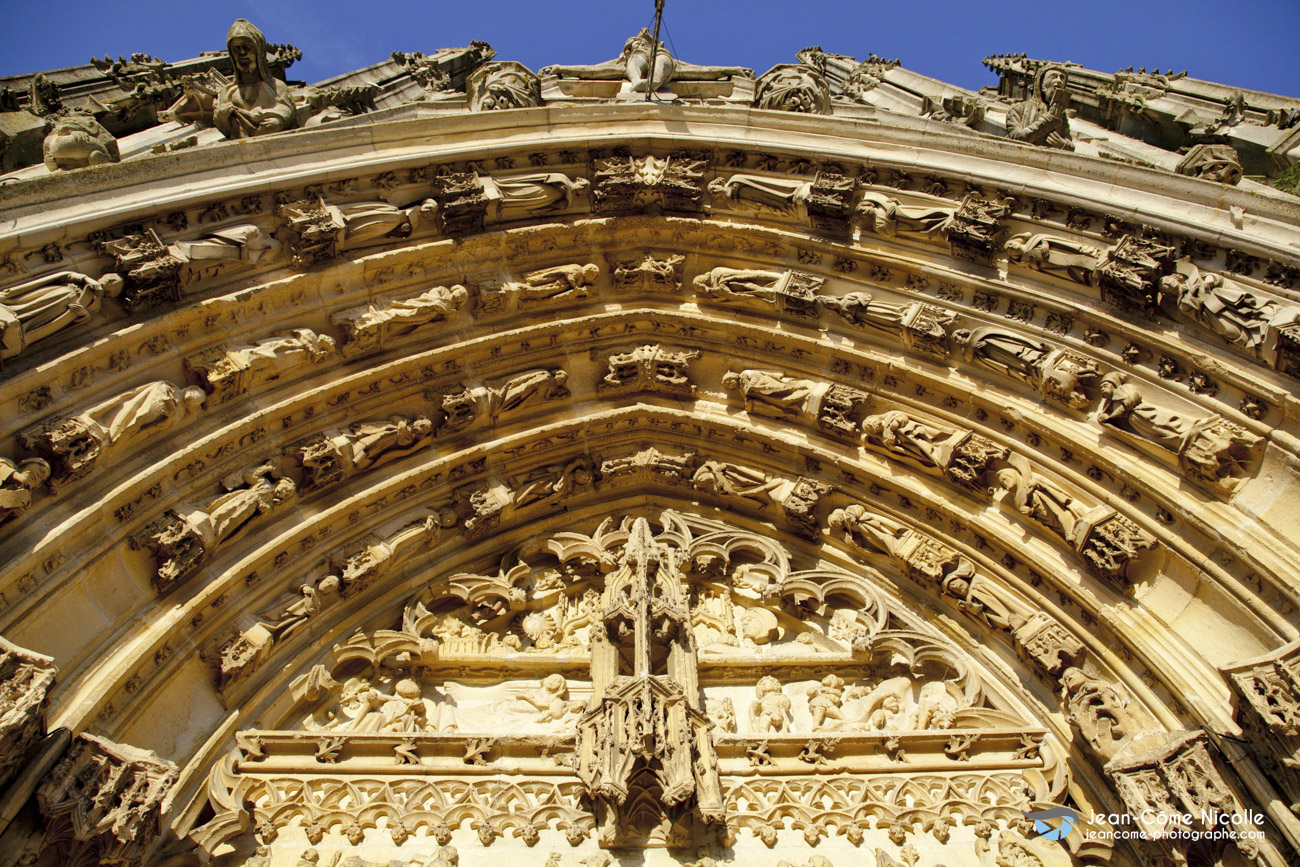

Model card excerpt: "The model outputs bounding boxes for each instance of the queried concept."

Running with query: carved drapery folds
[694,267,825,317]
[477,263,599,314]
[96,229,185,312]
[0,270,121,361]
[820,293,955,356]
[33,733,177,867]
[131,461,295,592]
[610,253,684,293]
[723,368,871,440]
[184,328,335,403]
[331,283,467,357]
[0,638,57,790]
[290,415,433,490]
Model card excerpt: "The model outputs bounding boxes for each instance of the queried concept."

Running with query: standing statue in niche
[1,271,122,361]
[214,19,297,139]
[1007,65,1074,150]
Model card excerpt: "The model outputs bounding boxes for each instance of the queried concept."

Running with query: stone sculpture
[820,293,955,356]
[753,65,831,114]
[468,61,541,111]
[184,329,335,403]
[294,415,434,489]
[1162,267,1300,351]
[950,327,1098,408]
[1004,233,1103,285]
[752,675,792,733]
[478,264,598,314]
[170,224,281,267]
[1006,65,1073,150]
[332,284,467,356]
[19,381,206,491]
[0,271,121,360]
[853,193,954,238]
[133,462,295,591]
[42,112,119,171]
[543,29,751,93]
[1097,372,1262,489]
[516,674,582,723]
[599,344,698,392]
[0,639,57,791]
[214,19,297,138]
[722,369,820,418]
[0,458,50,526]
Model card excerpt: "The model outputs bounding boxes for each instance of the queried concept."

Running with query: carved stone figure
[1060,668,1136,760]
[184,329,335,403]
[1175,143,1243,185]
[610,253,683,292]
[708,173,816,217]
[1095,234,1177,314]
[19,381,205,491]
[950,328,1098,409]
[479,264,598,314]
[294,415,434,489]
[214,19,297,138]
[995,467,1083,541]
[170,224,280,267]
[213,18,295,138]
[42,112,119,171]
[939,571,1031,633]
[133,462,295,591]
[468,61,541,111]
[517,674,582,723]
[1007,65,1073,150]
[939,193,1013,263]
[599,344,698,392]
[691,461,781,507]
[753,65,831,114]
[1004,233,1102,285]
[821,293,955,356]
[752,676,792,732]
[0,458,50,526]
[217,575,341,689]
[465,173,590,222]
[592,155,706,215]
[543,29,751,93]
[853,193,953,238]
[861,411,961,470]
[828,504,911,558]
[332,284,467,356]
[1163,268,1300,351]
[0,271,121,360]
[95,229,185,312]
[722,369,821,418]
[807,674,847,729]
[1097,374,1262,490]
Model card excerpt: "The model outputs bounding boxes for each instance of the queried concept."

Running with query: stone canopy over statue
[214,18,297,139]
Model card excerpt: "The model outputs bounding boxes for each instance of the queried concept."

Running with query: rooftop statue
[1007,65,1073,150]
[214,19,297,139]
[542,28,752,92]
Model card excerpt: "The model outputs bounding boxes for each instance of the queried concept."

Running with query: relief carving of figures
[516,674,582,723]
[861,410,963,471]
[939,571,1031,634]
[331,510,457,598]
[133,462,295,591]
[853,192,953,239]
[753,64,831,114]
[691,460,782,507]
[692,267,827,315]
[951,327,1098,409]
[1060,668,1139,761]
[599,344,698,392]
[1097,373,1262,490]
[1006,65,1073,150]
[214,19,297,139]
[320,677,457,733]
[293,415,434,489]
[96,230,184,312]
[1004,233,1103,286]
[828,504,911,559]
[592,155,706,215]
[543,29,751,93]
[435,369,567,434]
[478,264,598,315]
[598,447,698,484]
[332,284,467,356]
[43,112,119,171]
[0,458,50,527]
[184,328,335,403]
[1175,143,1243,185]
[939,194,1013,263]
[1161,266,1300,352]
[708,173,817,218]
[820,293,955,356]
[0,271,121,360]
[0,638,57,791]
[610,253,683,292]
[806,675,847,729]
[751,675,792,733]
[18,381,205,491]
[468,61,541,111]
[994,466,1085,542]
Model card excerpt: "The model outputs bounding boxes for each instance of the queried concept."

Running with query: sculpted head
[1098,371,1127,397]
[227,19,271,86]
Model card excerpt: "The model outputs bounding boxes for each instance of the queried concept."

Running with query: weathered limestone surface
[0,18,1298,867]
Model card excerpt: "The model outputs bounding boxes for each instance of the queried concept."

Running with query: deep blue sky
[2,0,1297,96]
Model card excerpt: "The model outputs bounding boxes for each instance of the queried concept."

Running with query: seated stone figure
[214,19,297,139]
